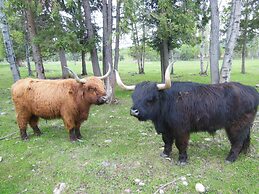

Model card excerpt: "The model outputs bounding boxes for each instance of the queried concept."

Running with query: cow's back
[11,78,77,119]
[164,82,258,133]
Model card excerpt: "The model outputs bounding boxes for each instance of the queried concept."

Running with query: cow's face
[82,77,107,105]
[131,82,160,121]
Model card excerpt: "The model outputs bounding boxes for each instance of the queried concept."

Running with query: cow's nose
[96,96,108,105]
[130,108,139,116]
[100,96,107,102]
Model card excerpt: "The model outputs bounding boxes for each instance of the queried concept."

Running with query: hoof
[34,131,42,136]
[76,135,83,139]
[160,152,170,158]
[21,136,29,141]
[225,155,237,163]
[177,161,187,166]
[70,137,78,142]
[225,160,232,164]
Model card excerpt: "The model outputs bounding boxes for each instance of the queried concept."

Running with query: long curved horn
[115,70,135,90]
[65,67,86,83]
[97,62,112,80]
[157,61,175,90]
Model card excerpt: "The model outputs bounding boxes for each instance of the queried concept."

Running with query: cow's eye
[146,97,156,105]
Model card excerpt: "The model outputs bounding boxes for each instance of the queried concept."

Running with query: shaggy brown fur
[11,77,107,141]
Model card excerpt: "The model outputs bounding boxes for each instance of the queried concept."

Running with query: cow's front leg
[62,113,77,141]
[160,132,174,158]
[69,128,77,141]
[175,133,189,165]
[75,124,82,139]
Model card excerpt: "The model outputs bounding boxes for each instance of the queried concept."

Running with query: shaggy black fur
[131,81,259,163]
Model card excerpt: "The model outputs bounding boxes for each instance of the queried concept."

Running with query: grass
[0,59,258,193]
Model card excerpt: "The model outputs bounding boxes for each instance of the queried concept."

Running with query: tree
[0,0,20,82]
[82,0,101,76]
[25,0,45,79]
[24,10,32,76]
[198,0,209,75]
[235,0,259,74]
[146,0,200,81]
[123,0,147,74]
[34,1,72,78]
[102,0,116,103]
[220,0,242,83]
[114,0,121,71]
[209,0,220,84]
[57,0,89,75]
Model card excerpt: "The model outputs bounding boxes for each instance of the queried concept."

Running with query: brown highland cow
[11,65,111,141]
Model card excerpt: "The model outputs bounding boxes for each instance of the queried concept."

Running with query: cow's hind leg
[17,112,30,140]
[225,123,250,162]
[29,115,42,136]
[175,133,190,165]
[241,125,251,154]
[161,132,174,158]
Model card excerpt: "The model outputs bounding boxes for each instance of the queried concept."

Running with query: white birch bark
[220,0,242,83]
[59,48,69,79]
[0,0,20,82]
[200,28,205,75]
[209,0,220,84]
[103,0,115,104]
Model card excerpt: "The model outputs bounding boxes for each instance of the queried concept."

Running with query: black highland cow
[115,62,259,164]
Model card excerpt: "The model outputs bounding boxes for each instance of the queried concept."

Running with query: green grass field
[0,59,258,193]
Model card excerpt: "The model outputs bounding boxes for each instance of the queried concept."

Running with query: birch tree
[114,0,121,71]
[103,0,116,103]
[209,0,220,84]
[220,0,242,83]
[0,0,20,82]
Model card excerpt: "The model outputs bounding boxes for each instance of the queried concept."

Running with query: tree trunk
[241,0,248,74]
[81,50,87,75]
[25,34,32,76]
[103,0,115,104]
[114,0,121,71]
[200,27,206,75]
[169,49,174,74]
[241,38,246,74]
[24,10,32,76]
[209,0,220,84]
[160,39,169,82]
[220,0,241,83]
[82,0,101,76]
[59,47,69,79]
[26,0,45,79]
[0,0,20,82]
[139,18,145,74]
[131,18,143,74]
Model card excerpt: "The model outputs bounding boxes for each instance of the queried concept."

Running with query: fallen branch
[0,131,18,140]
[154,178,181,194]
